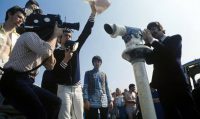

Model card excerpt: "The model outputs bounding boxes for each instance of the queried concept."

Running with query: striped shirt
[4,32,53,75]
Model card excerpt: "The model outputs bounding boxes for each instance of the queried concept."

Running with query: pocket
[101,94,108,107]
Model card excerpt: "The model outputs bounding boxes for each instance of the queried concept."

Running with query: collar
[0,24,6,33]
[0,23,18,34]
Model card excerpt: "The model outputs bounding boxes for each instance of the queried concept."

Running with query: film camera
[18,13,80,41]
[64,40,79,52]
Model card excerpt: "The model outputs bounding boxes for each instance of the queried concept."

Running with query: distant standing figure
[114,88,126,119]
[124,84,137,119]
[83,55,113,119]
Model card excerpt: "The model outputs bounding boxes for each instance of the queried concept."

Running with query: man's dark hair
[92,55,102,63]
[25,0,39,8]
[147,21,165,34]
[5,5,26,21]
[25,0,43,15]
[129,83,135,89]
[63,28,73,34]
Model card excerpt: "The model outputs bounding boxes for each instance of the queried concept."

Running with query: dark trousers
[0,71,61,119]
[41,70,57,95]
[192,87,200,112]
[85,107,108,119]
[158,89,200,119]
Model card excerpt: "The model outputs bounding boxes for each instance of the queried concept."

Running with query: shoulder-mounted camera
[17,13,80,41]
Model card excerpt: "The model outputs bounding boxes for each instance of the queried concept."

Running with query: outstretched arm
[76,1,97,51]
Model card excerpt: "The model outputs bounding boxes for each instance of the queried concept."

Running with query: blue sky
[1,0,200,92]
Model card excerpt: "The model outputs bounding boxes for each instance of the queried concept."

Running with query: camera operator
[0,20,67,119]
[41,2,97,119]
[24,0,43,16]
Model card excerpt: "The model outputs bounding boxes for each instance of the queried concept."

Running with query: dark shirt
[51,15,95,86]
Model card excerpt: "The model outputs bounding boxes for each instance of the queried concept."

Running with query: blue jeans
[0,70,61,119]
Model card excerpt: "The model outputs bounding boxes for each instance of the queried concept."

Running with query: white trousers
[57,84,84,119]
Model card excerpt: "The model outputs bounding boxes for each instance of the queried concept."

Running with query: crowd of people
[109,84,138,119]
[0,0,200,119]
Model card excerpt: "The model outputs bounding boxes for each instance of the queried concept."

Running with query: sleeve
[83,71,89,101]
[151,35,182,55]
[59,61,68,69]
[145,35,182,64]
[105,74,112,103]
[43,54,56,70]
[23,32,53,58]
[76,14,95,51]
[51,50,68,76]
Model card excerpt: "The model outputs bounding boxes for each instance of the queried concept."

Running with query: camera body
[18,13,80,41]
[64,40,79,52]
[24,14,80,30]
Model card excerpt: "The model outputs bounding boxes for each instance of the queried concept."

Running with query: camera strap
[0,58,48,74]
[24,58,49,74]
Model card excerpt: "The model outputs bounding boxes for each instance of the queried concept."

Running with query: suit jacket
[145,35,190,91]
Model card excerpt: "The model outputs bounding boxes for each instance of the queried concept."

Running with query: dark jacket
[51,16,94,85]
[145,35,190,91]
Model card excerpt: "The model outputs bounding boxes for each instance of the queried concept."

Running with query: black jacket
[50,16,94,85]
[145,35,190,91]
